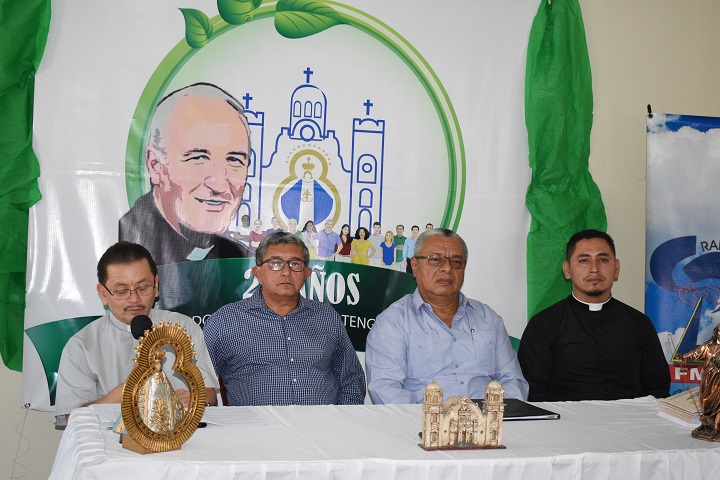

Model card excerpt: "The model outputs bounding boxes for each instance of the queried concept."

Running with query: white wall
[583,0,720,310]
[3,1,720,478]
[0,366,62,479]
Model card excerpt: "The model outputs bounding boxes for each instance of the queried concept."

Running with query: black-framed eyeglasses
[415,254,467,269]
[259,258,307,272]
[102,284,156,300]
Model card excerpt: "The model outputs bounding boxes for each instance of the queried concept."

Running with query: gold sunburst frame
[121,322,206,453]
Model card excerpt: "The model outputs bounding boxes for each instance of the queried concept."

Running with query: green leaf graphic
[179,8,213,48]
[275,0,346,39]
[218,0,258,25]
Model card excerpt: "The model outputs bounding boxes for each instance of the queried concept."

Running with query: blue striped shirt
[365,290,528,404]
[204,288,366,406]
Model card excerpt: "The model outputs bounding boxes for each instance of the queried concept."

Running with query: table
[49,397,720,480]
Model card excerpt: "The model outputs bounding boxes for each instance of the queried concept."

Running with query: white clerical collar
[107,311,133,332]
[187,246,214,261]
[572,293,611,311]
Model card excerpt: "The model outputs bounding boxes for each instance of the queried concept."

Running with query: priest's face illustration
[147,92,250,236]
[563,238,620,303]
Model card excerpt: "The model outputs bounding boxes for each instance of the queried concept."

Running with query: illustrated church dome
[289,85,328,140]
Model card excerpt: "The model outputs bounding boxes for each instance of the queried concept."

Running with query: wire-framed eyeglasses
[415,254,467,269]
[102,284,156,299]
[259,258,307,272]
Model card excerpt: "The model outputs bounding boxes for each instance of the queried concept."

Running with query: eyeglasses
[259,258,307,272]
[102,284,156,299]
[415,254,467,269]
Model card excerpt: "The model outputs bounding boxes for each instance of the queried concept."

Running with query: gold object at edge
[121,322,206,453]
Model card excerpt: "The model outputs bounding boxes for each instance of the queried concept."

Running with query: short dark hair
[415,228,468,260]
[373,221,381,227]
[425,223,433,229]
[411,225,420,231]
[97,241,158,284]
[565,229,616,261]
[255,232,310,265]
[396,224,404,230]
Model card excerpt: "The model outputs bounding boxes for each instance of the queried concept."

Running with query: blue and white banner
[23,0,537,410]
[646,113,720,394]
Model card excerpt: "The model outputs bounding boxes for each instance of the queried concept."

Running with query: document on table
[90,403,275,426]
[471,398,561,420]
[203,407,274,426]
[90,404,121,424]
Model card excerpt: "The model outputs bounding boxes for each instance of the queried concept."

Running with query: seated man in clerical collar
[55,241,219,424]
[518,229,670,401]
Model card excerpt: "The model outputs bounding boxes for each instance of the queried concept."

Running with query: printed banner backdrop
[646,113,720,395]
[22,0,538,410]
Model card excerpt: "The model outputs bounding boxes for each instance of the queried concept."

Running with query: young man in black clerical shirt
[518,229,670,402]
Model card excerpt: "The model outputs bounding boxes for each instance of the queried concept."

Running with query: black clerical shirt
[119,191,252,265]
[518,295,670,401]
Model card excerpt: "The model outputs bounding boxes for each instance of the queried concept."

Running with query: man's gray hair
[147,82,252,157]
[414,228,469,260]
[255,232,310,265]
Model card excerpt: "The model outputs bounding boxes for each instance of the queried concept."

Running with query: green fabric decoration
[525,0,607,320]
[0,0,49,370]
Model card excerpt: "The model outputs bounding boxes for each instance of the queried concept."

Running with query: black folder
[471,397,560,421]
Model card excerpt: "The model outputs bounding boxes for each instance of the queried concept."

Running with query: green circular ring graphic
[125,1,465,229]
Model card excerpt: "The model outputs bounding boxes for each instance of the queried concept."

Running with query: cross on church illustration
[232,67,388,231]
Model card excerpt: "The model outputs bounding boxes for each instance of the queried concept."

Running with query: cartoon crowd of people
[231,216,435,273]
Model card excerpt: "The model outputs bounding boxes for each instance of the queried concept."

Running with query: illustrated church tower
[350,99,385,230]
[230,92,265,230]
[265,68,347,229]
[237,68,387,231]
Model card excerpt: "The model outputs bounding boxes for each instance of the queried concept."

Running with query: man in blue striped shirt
[365,228,528,404]
[204,232,366,406]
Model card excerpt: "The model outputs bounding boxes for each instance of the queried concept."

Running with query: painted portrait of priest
[119,82,253,265]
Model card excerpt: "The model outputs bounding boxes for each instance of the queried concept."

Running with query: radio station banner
[22,0,538,410]
[646,113,720,395]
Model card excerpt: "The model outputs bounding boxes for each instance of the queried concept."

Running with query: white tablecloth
[49,397,720,480]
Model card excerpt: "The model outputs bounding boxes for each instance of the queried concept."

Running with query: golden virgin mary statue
[135,349,184,433]
[121,322,206,454]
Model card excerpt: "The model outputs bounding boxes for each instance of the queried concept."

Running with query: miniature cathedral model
[420,380,506,450]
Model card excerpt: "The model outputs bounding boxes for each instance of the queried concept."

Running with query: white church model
[420,380,506,450]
